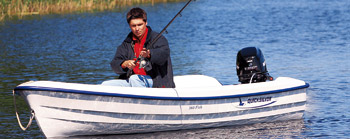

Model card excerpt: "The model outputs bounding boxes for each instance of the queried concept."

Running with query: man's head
[127,7,148,38]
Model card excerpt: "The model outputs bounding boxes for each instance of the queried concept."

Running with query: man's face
[129,18,147,38]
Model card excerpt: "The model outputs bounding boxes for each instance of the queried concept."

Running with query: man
[102,7,175,88]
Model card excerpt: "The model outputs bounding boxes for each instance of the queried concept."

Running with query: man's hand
[140,48,151,58]
[122,60,136,70]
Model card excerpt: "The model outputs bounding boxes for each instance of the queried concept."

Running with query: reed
[0,0,184,21]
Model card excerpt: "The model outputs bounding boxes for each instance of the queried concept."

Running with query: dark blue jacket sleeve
[110,42,132,78]
[149,35,170,65]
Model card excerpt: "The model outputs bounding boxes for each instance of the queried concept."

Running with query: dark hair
[127,7,147,24]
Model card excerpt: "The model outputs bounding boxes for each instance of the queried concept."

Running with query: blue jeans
[101,75,153,88]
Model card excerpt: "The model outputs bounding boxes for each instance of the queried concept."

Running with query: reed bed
[0,0,183,21]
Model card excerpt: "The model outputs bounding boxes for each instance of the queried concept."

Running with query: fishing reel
[139,57,147,69]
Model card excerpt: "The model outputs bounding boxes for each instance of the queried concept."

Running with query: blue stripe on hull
[41,101,305,121]
[19,87,305,105]
[14,83,309,100]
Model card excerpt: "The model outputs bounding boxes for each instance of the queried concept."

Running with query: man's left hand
[140,48,151,58]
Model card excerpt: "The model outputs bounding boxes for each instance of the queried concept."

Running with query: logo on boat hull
[247,97,272,104]
[237,96,276,109]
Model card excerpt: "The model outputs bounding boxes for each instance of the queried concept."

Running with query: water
[1,0,349,138]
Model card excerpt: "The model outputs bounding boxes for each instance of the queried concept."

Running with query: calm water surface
[1,0,349,138]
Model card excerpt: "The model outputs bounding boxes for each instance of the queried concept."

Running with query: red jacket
[131,28,148,75]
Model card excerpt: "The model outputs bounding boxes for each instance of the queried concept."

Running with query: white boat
[14,75,309,138]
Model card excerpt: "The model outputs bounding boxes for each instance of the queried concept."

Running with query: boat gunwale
[14,83,309,100]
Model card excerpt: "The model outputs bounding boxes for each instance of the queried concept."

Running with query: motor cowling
[236,47,272,84]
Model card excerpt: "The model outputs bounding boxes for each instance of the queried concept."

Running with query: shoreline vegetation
[0,0,185,21]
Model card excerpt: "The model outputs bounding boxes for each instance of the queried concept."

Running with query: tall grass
[0,0,184,21]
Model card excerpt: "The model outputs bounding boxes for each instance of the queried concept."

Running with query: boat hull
[14,76,308,137]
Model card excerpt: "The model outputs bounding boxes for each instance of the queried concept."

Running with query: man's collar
[125,26,152,43]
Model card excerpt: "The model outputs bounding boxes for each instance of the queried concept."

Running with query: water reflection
[69,120,306,139]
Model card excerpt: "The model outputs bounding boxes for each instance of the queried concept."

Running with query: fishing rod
[127,0,194,78]
[147,0,193,49]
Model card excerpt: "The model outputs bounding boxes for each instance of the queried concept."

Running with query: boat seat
[174,75,222,88]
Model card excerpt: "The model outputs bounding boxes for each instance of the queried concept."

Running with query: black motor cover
[236,47,272,84]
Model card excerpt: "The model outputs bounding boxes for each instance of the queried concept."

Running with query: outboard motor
[236,47,273,84]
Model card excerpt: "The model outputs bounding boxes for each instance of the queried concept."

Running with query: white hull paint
[14,75,309,137]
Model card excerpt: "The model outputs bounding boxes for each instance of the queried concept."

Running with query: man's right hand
[122,60,136,70]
